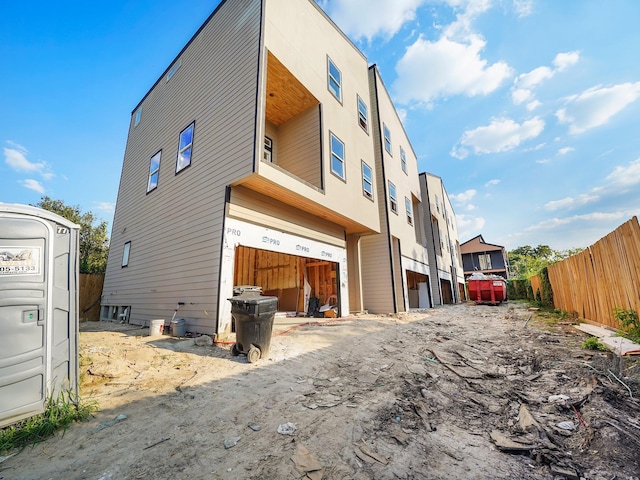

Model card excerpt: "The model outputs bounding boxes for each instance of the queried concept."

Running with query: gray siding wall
[360,69,395,314]
[277,106,322,188]
[419,174,442,305]
[102,0,262,334]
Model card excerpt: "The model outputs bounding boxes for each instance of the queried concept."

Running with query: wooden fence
[530,275,543,300]
[547,216,640,329]
[80,274,104,321]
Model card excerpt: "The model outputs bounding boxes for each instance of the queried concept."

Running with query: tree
[508,244,582,280]
[34,196,110,274]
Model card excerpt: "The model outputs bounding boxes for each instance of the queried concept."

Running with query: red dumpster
[468,275,507,305]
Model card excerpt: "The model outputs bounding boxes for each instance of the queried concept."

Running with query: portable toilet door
[0,203,80,428]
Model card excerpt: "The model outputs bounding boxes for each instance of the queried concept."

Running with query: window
[330,133,345,180]
[176,122,194,173]
[147,150,161,192]
[166,58,182,81]
[134,108,142,127]
[264,136,273,162]
[362,161,373,200]
[327,57,342,102]
[435,195,440,213]
[479,253,492,270]
[122,241,131,267]
[405,197,413,225]
[388,181,397,213]
[357,95,368,132]
[383,124,392,154]
[400,147,407,173]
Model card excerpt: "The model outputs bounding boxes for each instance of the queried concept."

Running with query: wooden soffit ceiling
[265,51,319,126]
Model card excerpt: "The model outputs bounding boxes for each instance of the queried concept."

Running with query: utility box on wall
[0,203,80,428]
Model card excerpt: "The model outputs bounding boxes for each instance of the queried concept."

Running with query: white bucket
[149,319,165,336]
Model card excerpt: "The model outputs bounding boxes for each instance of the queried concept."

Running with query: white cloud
[511,88,532,105]
[391,1,512,105]
[536,158,551,164]
[394,34,512,105]
[450,189,477,203]
[526,99,541,111]
[556,82,640,134]
[20,179,45,194]
[525,211,626,231]
[485,179,500,187]
[466,204,477,211]
[553,51,580,71]
[511,51,579,108]
[95,202,116,215]
[558,147,574,155]
[320,0,425,41]
[515,66,554,90]
[4,145,46,173]
[456,213,486,240]
[512,0,534,17]
[605,157,640,189]
[544,194,599,211]
[451,116,544,157]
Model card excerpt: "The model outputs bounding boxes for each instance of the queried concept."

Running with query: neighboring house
[419,172,465,304]
[100,0,433,337]
[460,235,509,279]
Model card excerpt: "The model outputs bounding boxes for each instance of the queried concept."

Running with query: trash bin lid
[233,285,263,295]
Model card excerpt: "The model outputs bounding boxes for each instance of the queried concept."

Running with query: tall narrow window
[405,197,413,226]
[134,108,142,127]
[166,58,182,81]
[388,181,397,213]
[147,150,161,193]
[264,136,273,162]
[122,241,131,267]
[383,124,392,154]
[400,147,407,173]
[357,95,368,132]
[330,133,345,180]
[176,122,194,173]
[361,161,373,200]
[327,57,342,102]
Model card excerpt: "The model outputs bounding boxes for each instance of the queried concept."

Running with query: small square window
[330,133,345,180]
[383,124,392,155]
[147,150,161,193]
[122,241,131,267]
[134,108,142,127]
[405,197,413,226]
[327,57,342,102]
[400,147,407,174]
[357,95,368,132]
[388,181,397,213]
[264,136,273,162]
[176,122,194,173]
[362,161,373,200]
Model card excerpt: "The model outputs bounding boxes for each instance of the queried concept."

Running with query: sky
[2,0,639,252]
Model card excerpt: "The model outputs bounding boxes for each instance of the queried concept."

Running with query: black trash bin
[228,286,278,363]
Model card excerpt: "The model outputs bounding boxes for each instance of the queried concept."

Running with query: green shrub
[613,307,640,344]
[582,336,607,351]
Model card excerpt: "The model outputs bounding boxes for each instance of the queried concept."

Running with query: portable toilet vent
[0,203,80,428]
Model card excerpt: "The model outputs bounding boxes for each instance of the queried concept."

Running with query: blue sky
[2,0,639,251]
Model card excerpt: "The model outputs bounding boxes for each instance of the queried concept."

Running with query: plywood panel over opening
[234,246,338,314]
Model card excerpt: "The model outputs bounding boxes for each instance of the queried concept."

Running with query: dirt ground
[2,302,640,480]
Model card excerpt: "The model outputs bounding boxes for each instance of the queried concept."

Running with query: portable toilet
[0,203,80,427]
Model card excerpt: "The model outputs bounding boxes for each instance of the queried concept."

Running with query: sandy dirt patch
[2,302,639,479]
